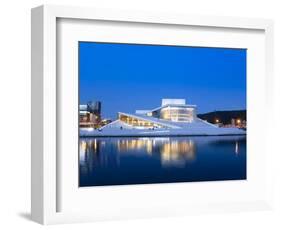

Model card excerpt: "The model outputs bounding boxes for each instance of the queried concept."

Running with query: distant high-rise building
[79,101,102,128]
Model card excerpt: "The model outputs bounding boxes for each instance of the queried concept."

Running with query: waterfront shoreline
[80,133,247,138]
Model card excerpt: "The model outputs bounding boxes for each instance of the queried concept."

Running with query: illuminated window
[119,114,164,128]
[160,106,194,122]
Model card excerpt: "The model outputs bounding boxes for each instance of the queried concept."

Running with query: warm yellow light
[237,119,241,124]
[215,119,219,123]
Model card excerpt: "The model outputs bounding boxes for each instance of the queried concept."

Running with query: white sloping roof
[118,112,181,129]
[119,112,218,129]
[162,98,186,106]
[135,110,151,115]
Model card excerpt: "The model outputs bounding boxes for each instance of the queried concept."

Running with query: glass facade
[159,106,195,122]
[118,103,196,129]
[119,114,164,128]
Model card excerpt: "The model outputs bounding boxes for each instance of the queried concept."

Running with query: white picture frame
[31,5,274,225]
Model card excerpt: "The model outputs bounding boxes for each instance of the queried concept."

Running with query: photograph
[78,42,247,187]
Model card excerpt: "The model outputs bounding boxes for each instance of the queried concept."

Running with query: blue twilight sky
[79,42,246,120]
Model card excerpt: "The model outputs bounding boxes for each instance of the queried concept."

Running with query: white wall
[0,0,280,229]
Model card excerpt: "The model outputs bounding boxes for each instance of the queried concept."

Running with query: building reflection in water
[80,138,120,175]
[80,136,244,174]
[117,138,154,155]
[235,141,239,155]
[117,138,196,167]
[160,140,195,167]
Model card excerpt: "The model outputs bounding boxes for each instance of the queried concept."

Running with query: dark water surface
[79,136,246,187]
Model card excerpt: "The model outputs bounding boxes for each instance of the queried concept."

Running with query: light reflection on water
[79,136,246,186]
[80,137,197,169]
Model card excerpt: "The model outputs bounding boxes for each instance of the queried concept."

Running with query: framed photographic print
[31,5,274,224]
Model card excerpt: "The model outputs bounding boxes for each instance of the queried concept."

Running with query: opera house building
[80,99,246,137]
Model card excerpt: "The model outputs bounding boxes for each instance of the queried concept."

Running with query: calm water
[79,136,246,187]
